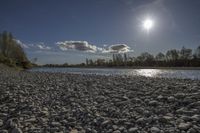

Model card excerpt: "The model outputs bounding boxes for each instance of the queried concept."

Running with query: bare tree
[155,52,165,61]
[180,46,192,60]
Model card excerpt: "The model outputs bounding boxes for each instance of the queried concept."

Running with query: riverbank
[0,65,200,132]
[37,65,200,70]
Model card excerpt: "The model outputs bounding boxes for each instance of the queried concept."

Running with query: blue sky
[1,0,200,64]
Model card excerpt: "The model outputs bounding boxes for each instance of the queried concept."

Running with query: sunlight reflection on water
[135,69,163,77]
[29,67,200,80]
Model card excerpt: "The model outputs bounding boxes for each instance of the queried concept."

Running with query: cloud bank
[16,39,133,54]
[103,44,133,53]
[56,41,102,53]
[56,41,133,54]
[36,43,51,50]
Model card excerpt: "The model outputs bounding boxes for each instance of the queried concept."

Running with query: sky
[1,0,200,64]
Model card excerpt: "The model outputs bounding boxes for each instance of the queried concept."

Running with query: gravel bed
[0,65,200,133]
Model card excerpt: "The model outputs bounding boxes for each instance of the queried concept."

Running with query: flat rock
[113,130,121,133]
[0,130,8,133]
[11,128,22,133]
[0,119,3,127]
[136,117,146,126]
[168,96,175,102]
[191,115,200,121]
[128,127,138,133]
[150,127,160,133]
[178,122,192,130]
[149,100,159,106]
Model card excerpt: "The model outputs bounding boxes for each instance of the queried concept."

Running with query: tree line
[0,31,31,68]
[44,46,200,68]
[84,46,200,67]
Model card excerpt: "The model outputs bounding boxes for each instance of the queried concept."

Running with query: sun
[143,19,154,31]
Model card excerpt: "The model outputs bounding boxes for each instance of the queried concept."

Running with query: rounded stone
[178,122,191,130]
[0,130,8,133]
[0,119,3,127]
[113,130,121,133]
[150,127,160,133]
[11,128,22,133]
[128,127,138,133]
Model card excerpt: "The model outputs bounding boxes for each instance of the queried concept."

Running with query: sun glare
[143,19,154,31]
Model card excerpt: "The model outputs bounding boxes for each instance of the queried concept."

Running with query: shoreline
[0,65,200,132]
[35,66,200,70]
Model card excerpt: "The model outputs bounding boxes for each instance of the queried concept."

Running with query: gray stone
[178,122,192,130]
[163,115,173,121]
[51,122,61,127]
[118,126,125,131]
[157,95,163,100]
[168,96,175,102]
[136,117,146,126]
[149,100,158,106]
[101,120,111,126]
[112,125,118,130]
[0,130,8,133]
[187,128,197,133]
[25,117,36,122]
[113,130,121,133]
[150,127,160,133]
[11,128,22,133]
[191,115,200,121]
[91,129,98,133]
[0,119,3,127]
[128,127,138,133]
[180,115,191,121]
[6,119,18,128]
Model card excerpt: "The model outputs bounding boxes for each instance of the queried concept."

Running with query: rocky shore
[0,65,200,133]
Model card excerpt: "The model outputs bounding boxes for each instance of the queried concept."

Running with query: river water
[29,67,200,80]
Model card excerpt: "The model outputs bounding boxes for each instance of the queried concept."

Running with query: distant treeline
[85,46,200,67]
[0,31,31,68]
[44,46,200,67]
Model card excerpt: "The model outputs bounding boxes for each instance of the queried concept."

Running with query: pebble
[101,120,111,126]
[157,95,163,100]
[178,122,192,130]
[136,117,146,126]
[150,127,160,133]
[0,119,3,127]
[113,130,121,133]
[191,115,200,121]
[149,100,158,106]
[187,128,197,133]
[168,96,175,102]
[112,125,118,130]
[0,65,200,132]
[11,128,23,133]
[0,130,8,133]
[6,119,18,128]
[128,127,138,133]
[51,122,61,127]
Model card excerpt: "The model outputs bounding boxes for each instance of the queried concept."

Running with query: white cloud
[56,41,101,53]
[15,39,29,49]
[56,41,133,54]
[102,44,133,53]
[17,39,133,54]
[36,43,51,50]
